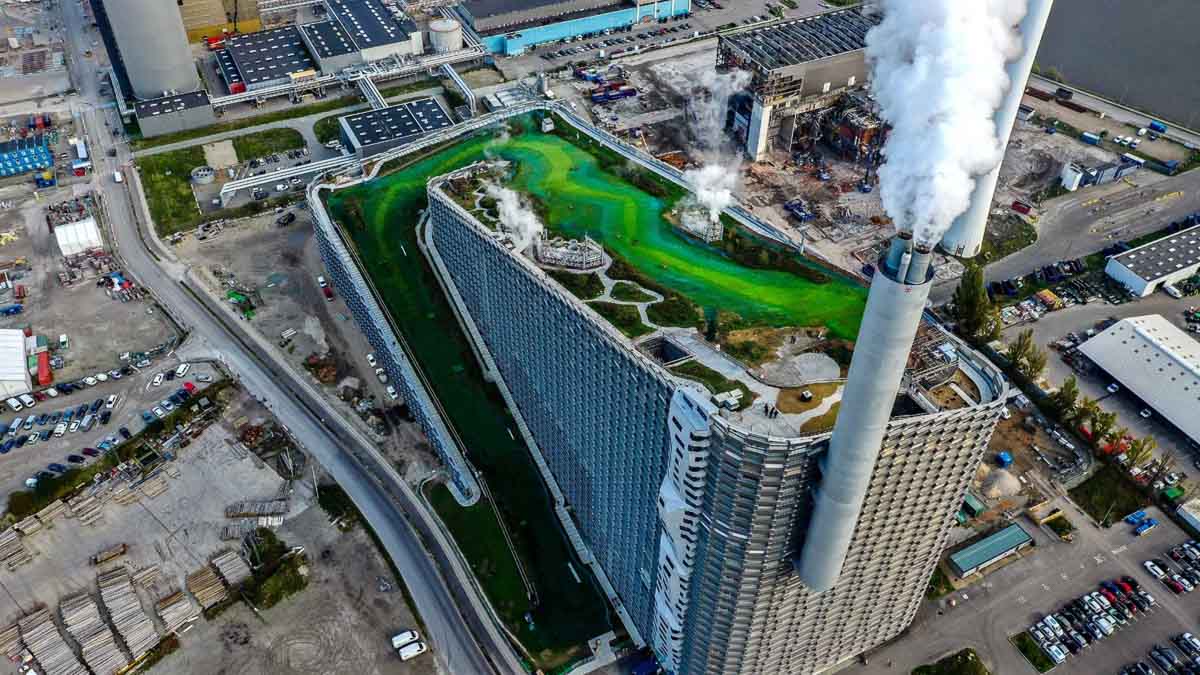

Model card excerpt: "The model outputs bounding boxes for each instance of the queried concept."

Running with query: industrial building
[717,6,878,160]
[1078,315,1200,446]
[0,138,52,177]
[298,0,423,71]
[404,156,1009,674]
[337,97,453,159]
[948,523,1034,577]
[216,26,317,93]
[0,329,31,399]
[133,91,217,138]
[1105,225,1200,297]
[458,0,692,56]
[92,0,199,100]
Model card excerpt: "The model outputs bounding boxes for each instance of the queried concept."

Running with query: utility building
[0,329,31,399]
[718,6,877,160]
[216,27,317,94]
[1105,225,1200,297]
[459,0,692,56]
[338,98,453,159]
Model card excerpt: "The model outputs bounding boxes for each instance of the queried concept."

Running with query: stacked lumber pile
[154,590,199,634]
[0,623,24,661]
[224,500,288,518]
[97,569,158,660]
[139,475,169,498]
[18,607,86,675]
[14,515,42,536]
[210,551,251,587]
[132,565,161,587]
[110,484,139,506]
[0,528,32,570]
[220,516,283,541]
[67,494,104,526]
[60,592,127,675]
[36,499,67,526]
[186,566,227,609]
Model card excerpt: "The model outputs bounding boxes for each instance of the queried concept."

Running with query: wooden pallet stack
[132,565,161,587]
[0,527,32,570]
[185,565,228,609]
[35,499,67,527]
[18,607,86,675]
[154,590,200,634]
[60,592,127,675]
[139,475,169,499]
[97,569,159,660]
[0,623,24,662]
[13,515,42,536]
[110,484,139,506]
[224,499,288,518]
[210,551,252,587]
[67,494,104,526]
[220,515,283,541]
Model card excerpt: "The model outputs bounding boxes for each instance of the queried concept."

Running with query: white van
[390,630,419,650]
[18,393,35,408]
[5,398,21,412]
[398,641,427,661]
[113,170,123,184]
[1164,283,1184,299]
[59,334,69,349]
[175,363,190,378]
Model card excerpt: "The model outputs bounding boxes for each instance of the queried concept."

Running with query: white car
[69,420,80,433]
[94,373,108,382]
[398,641,427,662]
[25,433,37,446]
[386,385,399,401]
[44,387,58,398]
[1091,591,1111,610]
[1145,560,1166,579]
[1045,643,1067,665]
[366,352,377,367]
[53,423,66,437]
[24,477,37,489]
[1106,383,1119,394]
[18,393,34,408]
[196,373,213,383]
[152,373,164,387]
[391,630,419,650]
[175,363,190,378]
[83,376,97,386]
[317,275,328,289]
[1174,574,1194,592]
[152,407,166,419]
[375,367,388,384]
[105,394,117,409]
[1140,408,1153,419]
[5,398,21,412]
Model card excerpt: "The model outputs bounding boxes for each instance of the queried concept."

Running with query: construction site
[0,0,69,104]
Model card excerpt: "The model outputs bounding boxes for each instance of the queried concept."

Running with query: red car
[1116,580,1135,595]
[1099,588,1119,604]
[1166,578,1186,594]
[182,381,196,394]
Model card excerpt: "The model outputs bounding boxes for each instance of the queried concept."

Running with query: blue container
[1149,120,1168,134]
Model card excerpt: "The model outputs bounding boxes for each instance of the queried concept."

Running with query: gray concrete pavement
[56,0,518,671]
[932,167,1200,303]
[856,505,1200,675]
[1029,74,1200,146]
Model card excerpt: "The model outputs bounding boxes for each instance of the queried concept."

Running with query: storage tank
[429,18,464,54]
[101,0,197,99]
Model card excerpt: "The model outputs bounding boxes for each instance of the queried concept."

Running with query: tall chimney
[796,233,934,592]
[938,0,1057,257]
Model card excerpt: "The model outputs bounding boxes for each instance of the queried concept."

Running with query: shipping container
[36,352,50,386]
[1081,131,1101,146]
[1057,99,1089,113]
[1121,153,1146,167]
[1024,86,1054,101]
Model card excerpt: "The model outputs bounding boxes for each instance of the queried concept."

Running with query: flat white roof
[1078,314,1200,443]
[54,217,103,257]
[1110,225,1200,283]
[0,328,27,390]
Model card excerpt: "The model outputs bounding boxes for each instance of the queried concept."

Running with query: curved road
[55,0,518,672]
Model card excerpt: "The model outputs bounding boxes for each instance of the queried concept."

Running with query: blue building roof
[949,523,1032,575]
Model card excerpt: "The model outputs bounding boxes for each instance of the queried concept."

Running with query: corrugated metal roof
[1078,315,1200,445]
[1111,225,1200,283]
[949,523,1031,573]
[0,329,28,391]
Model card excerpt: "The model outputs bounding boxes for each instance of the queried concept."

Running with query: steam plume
[867,0,1028,246]
[684,68,751,224]
[485,182,543,252]
[683,164,737,225]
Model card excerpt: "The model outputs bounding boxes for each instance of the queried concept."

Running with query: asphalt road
[56,0,517,672]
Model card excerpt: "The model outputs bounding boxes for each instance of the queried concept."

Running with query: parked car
[106,394,117,409]
[1145,560,1166,579]
[81,448,99,458]
[47,463,67,473]
[66,454,85,464]
[152,373,164,387]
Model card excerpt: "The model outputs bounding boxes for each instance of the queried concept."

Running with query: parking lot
[858,505,1200,674]
[0,357,220,498]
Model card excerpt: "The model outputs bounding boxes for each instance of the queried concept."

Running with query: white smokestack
[866,0,1028,245]
[485,182,543,253]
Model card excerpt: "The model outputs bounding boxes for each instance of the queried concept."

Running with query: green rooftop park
[323,113,867,669]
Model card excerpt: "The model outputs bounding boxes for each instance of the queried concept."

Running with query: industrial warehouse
[338,97,453,158]
[1105,225,1200,297]
[456,0,693,55]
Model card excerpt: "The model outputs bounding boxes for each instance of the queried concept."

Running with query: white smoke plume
[866,0,1028,246]
[485,182,543,252]
[682,163,738,226]
[691,68,752,158]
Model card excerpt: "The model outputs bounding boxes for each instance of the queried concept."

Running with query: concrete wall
[426,181,675,645]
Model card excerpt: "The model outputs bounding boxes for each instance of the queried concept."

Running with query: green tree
[1045,376,1080,420]
[1126,436,1156,470]
[953,263,999,343]
[1005,329,1034,369]
[1072,396,1100,427]
[1089,410,1118,447]
[1022,345,1048,381]
[1106,426,1130,446]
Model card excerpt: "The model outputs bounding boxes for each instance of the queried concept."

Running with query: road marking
[1112,545,1128,555]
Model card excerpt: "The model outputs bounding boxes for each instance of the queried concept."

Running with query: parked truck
[90,543,127,565]
[1149,120,1168,134]
[1081,131,1101,146]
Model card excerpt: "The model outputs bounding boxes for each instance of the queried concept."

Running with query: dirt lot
[1021,94,1192,163]
[173,210,442,483]
[153,506,433,675]
[0,189,178,381]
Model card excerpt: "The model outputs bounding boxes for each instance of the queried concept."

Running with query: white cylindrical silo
[104,0,198,99]
[429,18,464,54]
[796,233,935,593]
[939,0,1056,257]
